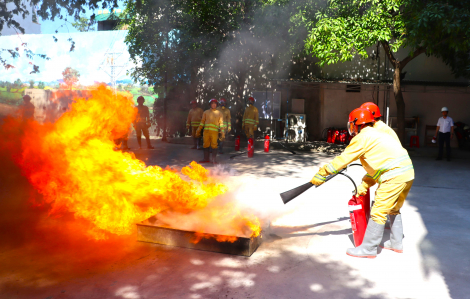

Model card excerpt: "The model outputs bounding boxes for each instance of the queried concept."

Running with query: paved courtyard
[1,139,469,299]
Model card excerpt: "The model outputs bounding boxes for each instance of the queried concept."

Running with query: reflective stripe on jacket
[325,126,414,183]
[198,109,223,132]
[242,105,259,126]
[217,106,232,130]
[187,107,204,127]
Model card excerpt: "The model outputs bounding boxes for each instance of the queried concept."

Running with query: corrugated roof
[94,9,124,22]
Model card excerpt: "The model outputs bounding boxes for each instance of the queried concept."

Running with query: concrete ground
[1,138,469,299]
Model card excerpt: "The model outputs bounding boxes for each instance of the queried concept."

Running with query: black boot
[198,137,203,150]
[199,148,210,163]
[146,138,154,149]
[346,219,385,258]
[382,214,403,253]
[190,137,197,149]
[218,141,224,154]
[212,150,218,164]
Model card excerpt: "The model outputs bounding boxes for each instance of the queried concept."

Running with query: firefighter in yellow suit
[311,108,414,258]
[187,100,204,149]
[196,99,224,164]
[217,98,231,154]
[242,97,259,140]
[360,102,400,144]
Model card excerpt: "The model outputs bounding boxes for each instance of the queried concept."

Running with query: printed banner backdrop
[0,30,158,107]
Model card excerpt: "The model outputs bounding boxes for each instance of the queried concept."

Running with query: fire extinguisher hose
[280,163,361,204]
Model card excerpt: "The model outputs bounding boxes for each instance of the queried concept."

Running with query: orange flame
[3,85,260,241]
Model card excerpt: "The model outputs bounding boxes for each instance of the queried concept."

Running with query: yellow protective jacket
[324,126,414,184]
[242,105,259,127]
[374,120,400,144]
[187,107,204,128]
[197,108,223,133]
[217,106,232,131]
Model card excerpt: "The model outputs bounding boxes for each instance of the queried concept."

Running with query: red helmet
[248,97,255,103]
[360,102,382,118]
[209,98,218,105]
[348,108,374,136]
[190,100,197,105]
[219,98,226,105]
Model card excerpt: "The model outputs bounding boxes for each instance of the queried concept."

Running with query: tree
[71,16,96,32]
[13,79,22,88]
[29,79,35,88]
[62,67,80,90]
[297,0,470,141]
[38,81,45,89]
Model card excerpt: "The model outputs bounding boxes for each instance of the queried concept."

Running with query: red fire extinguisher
[235,135,241,151]
[264,135,270,152]
[361,188,371,222]
[327,128,333,143]
[338,130,345,144]
[332,129,340,144]
[349,194,368,247]
[247,138,254,158]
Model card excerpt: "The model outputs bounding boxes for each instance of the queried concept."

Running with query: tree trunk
[393,66,406,143]
[189,59,198,101]
[235,71,246,133]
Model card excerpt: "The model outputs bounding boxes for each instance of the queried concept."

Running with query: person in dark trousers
[20,95,35,120]
[434,107,454,161]
[134,96,154,149]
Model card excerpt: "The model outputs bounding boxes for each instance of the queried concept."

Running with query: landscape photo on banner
[0,30,156,109]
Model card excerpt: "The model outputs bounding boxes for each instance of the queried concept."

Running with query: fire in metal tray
[137,215,262,256]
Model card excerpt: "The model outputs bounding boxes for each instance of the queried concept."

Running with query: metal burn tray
[136,219,261,257]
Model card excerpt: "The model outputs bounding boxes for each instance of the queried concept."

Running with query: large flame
[2,85,260,241]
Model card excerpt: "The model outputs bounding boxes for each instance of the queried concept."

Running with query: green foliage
[295,0,470,77]
[403,0,470,77]
[13,79,22,88]
[29,79,35,88]
[71,16,96,32]
[38,81,45,89]
[299,0,405,67]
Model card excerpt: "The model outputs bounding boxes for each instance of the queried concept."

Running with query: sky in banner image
[0,30,134,86]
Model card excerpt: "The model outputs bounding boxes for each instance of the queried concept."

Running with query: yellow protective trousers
[244,124,255,139]
[203,130,219,149]
[191,126,198,138]
[371,179,414,224]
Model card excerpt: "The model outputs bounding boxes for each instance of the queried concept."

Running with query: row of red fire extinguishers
[231,135,271,159]
[325,127,352,144]
[280,165,372,248]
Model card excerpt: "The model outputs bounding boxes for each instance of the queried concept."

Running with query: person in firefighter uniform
[134,96,154,149]
[196,99,224,164]
[217,98,231,154]
[242,97,259,140]
[311,108,414,258]
[186,100,204,149]
[360,102,400,144]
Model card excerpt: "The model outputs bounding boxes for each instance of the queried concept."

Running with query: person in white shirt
[434,107,454,161]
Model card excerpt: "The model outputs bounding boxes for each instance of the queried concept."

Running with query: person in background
[217,98,231,154]
[134,96,154,149]
[196,99,224,164]
[242,97,259,140]
[434,107,454,161]
[20,95,35,120]
[186,100,204,149]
